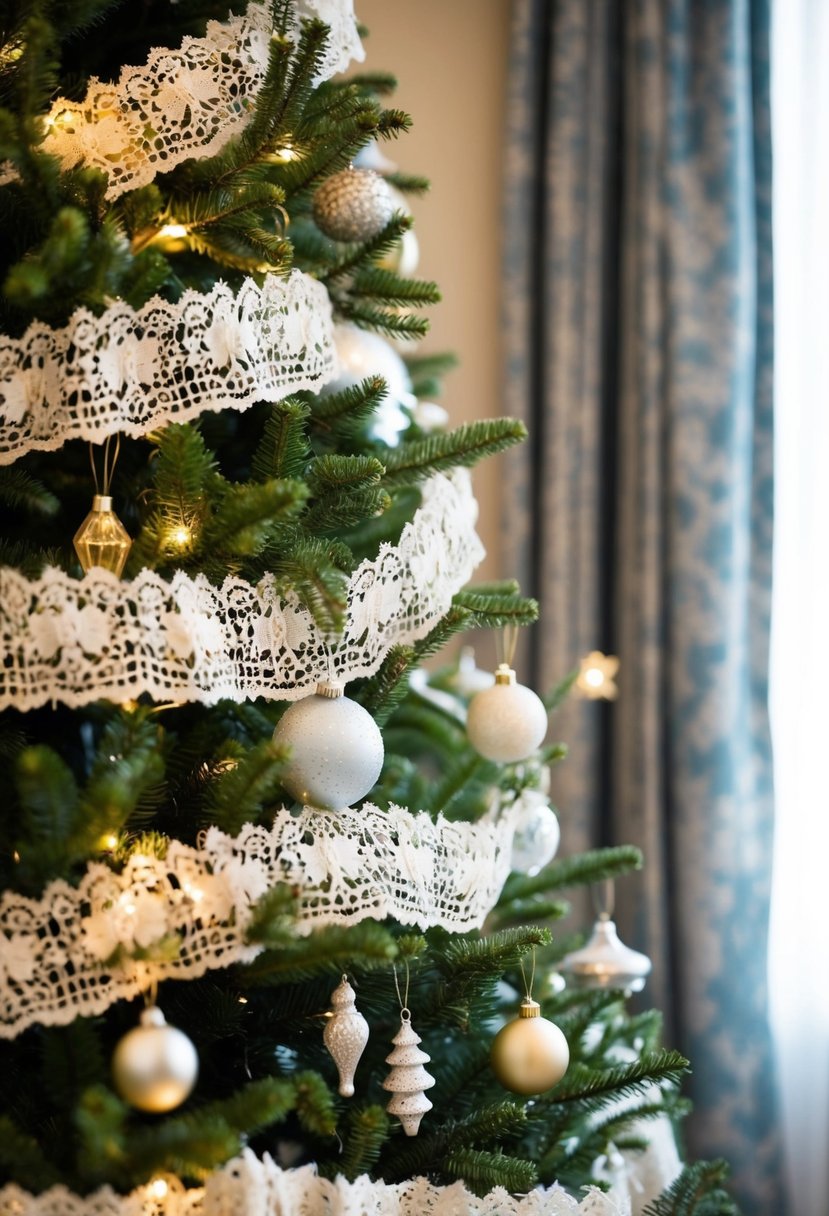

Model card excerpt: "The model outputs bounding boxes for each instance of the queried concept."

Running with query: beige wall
[355,0,510,582]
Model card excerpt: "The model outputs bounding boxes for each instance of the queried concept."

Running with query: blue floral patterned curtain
[502,1,782,1210]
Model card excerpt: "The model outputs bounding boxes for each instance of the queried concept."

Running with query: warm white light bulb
[149,1178,169,1201]
[159,223,188,239]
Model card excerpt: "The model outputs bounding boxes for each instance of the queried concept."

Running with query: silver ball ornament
[322,323,414,446]
[490,998,569,1095]
[273,682,384,810]
[509,797,560,875]
[313,167,396,242]
[323,976,370,1097]
[112,1006,198,1113]
[466,665,548,763]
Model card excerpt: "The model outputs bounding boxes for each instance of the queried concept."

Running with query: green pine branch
[242,920,398,983]
[335,1105,390,1181]
[252,397,312,482]
[205,737,292,834]
[0,467,59,515]
[499,846,644,906]
[380,419,527,488]
[0,1115,62,1192]
[642,1160,738,1216]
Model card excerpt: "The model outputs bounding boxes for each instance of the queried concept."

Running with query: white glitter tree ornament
[382,964,435,1136]
[323,975,369,1097]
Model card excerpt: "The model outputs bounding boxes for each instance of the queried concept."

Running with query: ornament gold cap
[495,663,517,686]
[519,998,541,1018]
[139,1005,167,1028]
[92,494,113,511]
[317,680,345,699]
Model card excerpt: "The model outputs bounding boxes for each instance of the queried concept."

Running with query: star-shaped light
[576,650,619,701]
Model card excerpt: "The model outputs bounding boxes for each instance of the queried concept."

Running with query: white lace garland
[0,271,336,465]
[0,799,517,1039]
[0,1151,631,1216]
[0,469,483,712]
[0,0,365,201]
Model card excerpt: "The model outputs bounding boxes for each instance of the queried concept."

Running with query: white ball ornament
[490,998,569,1096]
[466,664,548,763]
[312,167,396,242]
[112,1006,198,1113]
[273,682,384,810]
[322,323,415,446]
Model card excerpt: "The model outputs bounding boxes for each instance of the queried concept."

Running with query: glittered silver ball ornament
[112,1006,198,1113]
[273,681,384,810]
[312,167,396,242]
[490,998,569,1096]
[466,664,548,763]
[560,914,652,994]
[323,976,370,1097]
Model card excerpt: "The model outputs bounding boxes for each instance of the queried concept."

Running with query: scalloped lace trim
[0,271,336,464]
[0,0,365,201]
[0,1151,631,1215]
[0,470,484,712]
[0,800,518,1039]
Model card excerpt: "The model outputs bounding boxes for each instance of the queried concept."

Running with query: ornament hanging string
[497,623,521,670]
[392,959,411,1019]
[591,878,615,921]
[89,433,121,497]
[519,949,536,1002]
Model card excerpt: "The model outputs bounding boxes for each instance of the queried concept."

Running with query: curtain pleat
[502,2,782,1209]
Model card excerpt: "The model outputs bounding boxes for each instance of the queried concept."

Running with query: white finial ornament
[382,1008,436,1136]
[323,975,370,1097]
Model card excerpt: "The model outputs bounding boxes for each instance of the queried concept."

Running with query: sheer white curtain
[769,4,829,1216]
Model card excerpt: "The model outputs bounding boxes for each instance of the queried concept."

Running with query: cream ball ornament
[312,167,396,243]
[466,664,548,763]
[112,1006,198,1113]
[490,998,569,1095]
[273,682,384,810]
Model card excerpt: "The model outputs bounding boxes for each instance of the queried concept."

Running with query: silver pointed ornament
[560,914,652,993]
[323,976,369,1097]
[560,880,651,993]
[382,1009,435,1136]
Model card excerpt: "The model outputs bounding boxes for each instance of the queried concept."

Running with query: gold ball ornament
[112,1006,198,1113]
[490,998,569,1095]
[312,167,396,242]
[466,665,548,763]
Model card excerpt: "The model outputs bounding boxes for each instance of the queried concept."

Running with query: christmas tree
[0,3,736,1213]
